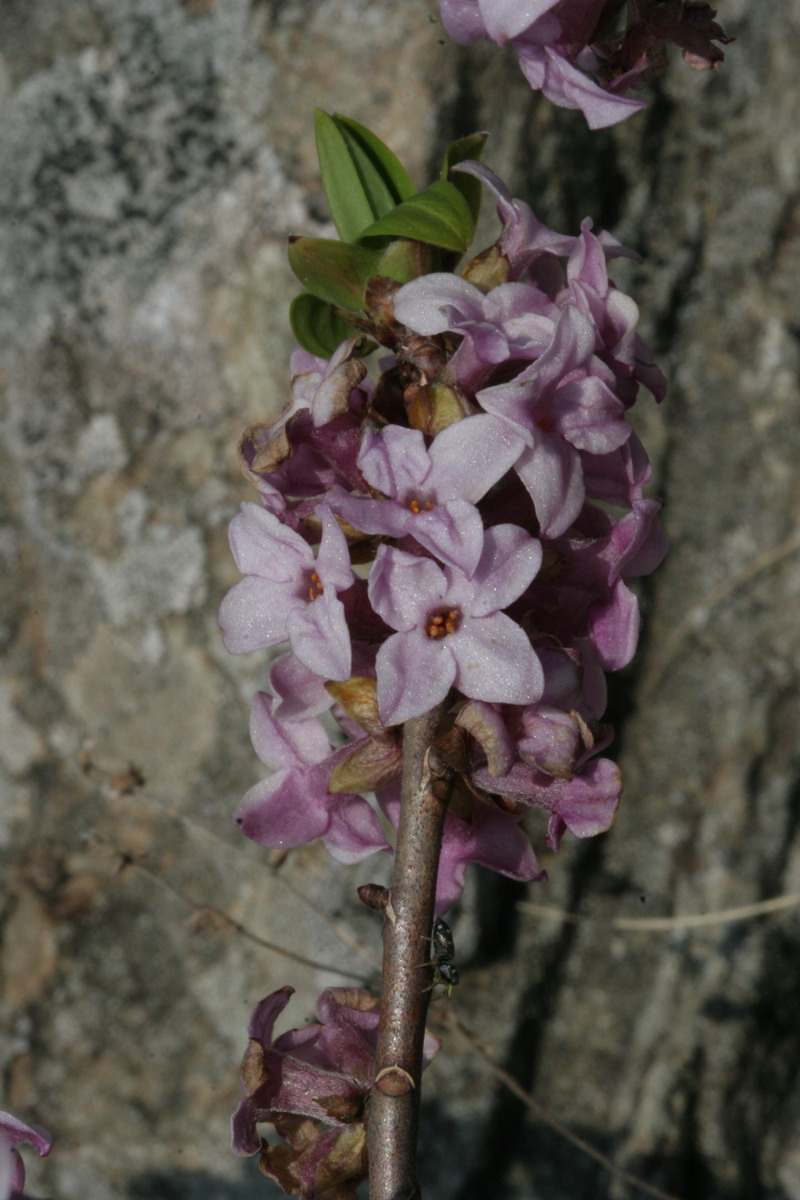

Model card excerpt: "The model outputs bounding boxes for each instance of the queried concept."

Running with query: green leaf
[357,180,476,253]
[374,238,439,284]
[287,236,381,312]
[289,293,366,359]
[440,132,487,224]
[315,109,416,243]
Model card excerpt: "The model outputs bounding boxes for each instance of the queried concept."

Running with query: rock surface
[2,2,799,1198]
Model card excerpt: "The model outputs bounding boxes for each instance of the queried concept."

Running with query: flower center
[425,608,461,639]
[307,570,324,602]
[408,496,435,515]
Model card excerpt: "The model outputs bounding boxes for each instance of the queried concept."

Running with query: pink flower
[379,785,545,914]
[219,502,354,681]
[329,416,524,576]
[473,754,622,851]
[0,1112,51,1200]
[369,526,544,726]
[393,272,558,394]
[454,161,636,282]
[437,0,646,128]
[233,986,439,1197]
[235,692,390,865]
[560,220,667,404]
[477,306,631,537]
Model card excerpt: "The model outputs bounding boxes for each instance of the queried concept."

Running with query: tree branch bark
[367,703,452,1200]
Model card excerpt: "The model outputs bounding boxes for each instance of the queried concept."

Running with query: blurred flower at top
[436,0,732,128]
[0,1112,51,1200]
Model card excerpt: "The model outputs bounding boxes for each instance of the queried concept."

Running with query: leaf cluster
[289,111,485,357]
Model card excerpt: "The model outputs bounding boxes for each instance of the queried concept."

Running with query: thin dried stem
[519,890,800,931]
[367,703,452,1200]
[447,1011,682,1200]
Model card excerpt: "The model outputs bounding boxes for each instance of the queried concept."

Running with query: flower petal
[249,692,331,770]
[322,795,392,864]
[450,613,543,704]
[589,578,641,670]
[235,769,331,850]
[287,589,352,681]
[514,436,584,538]
[393,273,487,334]
[465,523,542,614]
[435,803,544,914]
[368,547,447,632]
[517,44,646,129]
[316,505,356,592]
[480,0,561,42]
[427,414,524,503]
[358,425,431,495]
[412,500,486,576]
[229,503,311,578]
[219,574,293,654]
[375,631,457,726]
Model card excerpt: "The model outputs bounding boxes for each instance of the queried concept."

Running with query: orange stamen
[308,570,324,602]
[425,608,461,639]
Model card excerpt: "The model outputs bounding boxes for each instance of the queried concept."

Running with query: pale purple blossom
[477,305,631,536]
[454,161,637,282]
[379,784,544,913]
[233,986,439,1196]
[235,988,389,1196]
[579,428,653,508]
[393,273,558,393]
[288,338,369,428]
[560,219,667,403]
[438,0,646,128]
[219,502,354,681]
[328,416,524,575]
[454,696,621,849]
[235,691,390,864]
[369,526,544,726]
[237,342,370,516]
[473,754,622,850]
[232,986,377,1156]
[525,497,667,669]
[0,1112,51,1200]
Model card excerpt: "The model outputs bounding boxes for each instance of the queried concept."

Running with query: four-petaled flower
[235,691,391,864]
[369,525,544,726]
[219,502,354,681]
[329,415,523,576]
[437,0,646,128]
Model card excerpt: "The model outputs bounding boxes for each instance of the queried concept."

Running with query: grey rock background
[1,2,798,1198]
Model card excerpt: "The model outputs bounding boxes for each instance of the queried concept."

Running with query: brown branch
[367,703,452,1200]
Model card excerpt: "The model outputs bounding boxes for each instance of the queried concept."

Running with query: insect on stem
[420,917,459,997]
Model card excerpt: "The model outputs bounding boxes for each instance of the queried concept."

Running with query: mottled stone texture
[1,2,798,1198]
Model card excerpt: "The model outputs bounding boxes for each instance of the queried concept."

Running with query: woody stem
[366,702,452,1200]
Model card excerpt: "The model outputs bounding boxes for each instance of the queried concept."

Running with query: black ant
[421,917,459,997]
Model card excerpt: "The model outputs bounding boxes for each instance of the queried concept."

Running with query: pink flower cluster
[219,162,667,913]
[437,0,733,128]
[438,0,647,127]
[232,986,439,1195]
